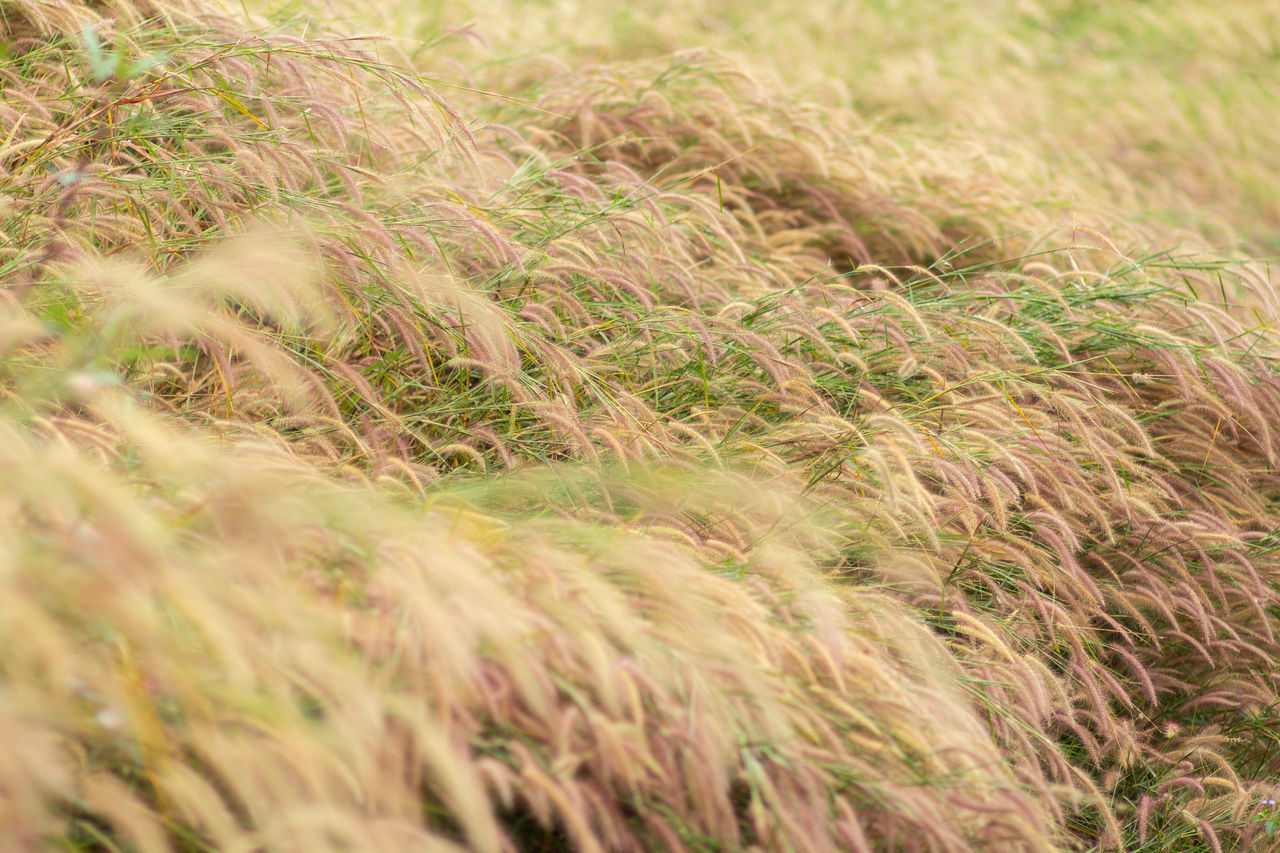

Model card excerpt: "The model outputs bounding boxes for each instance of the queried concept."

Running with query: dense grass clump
[2,0,1279,851]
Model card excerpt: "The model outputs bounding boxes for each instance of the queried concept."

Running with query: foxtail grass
[3,1,1280,851]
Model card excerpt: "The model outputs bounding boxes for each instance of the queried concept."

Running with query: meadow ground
[2,0,1279,850]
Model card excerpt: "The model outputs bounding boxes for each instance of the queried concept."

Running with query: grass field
[2,0,1279,850]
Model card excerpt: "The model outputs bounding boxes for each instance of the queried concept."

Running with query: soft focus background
[319,0,1280,251]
